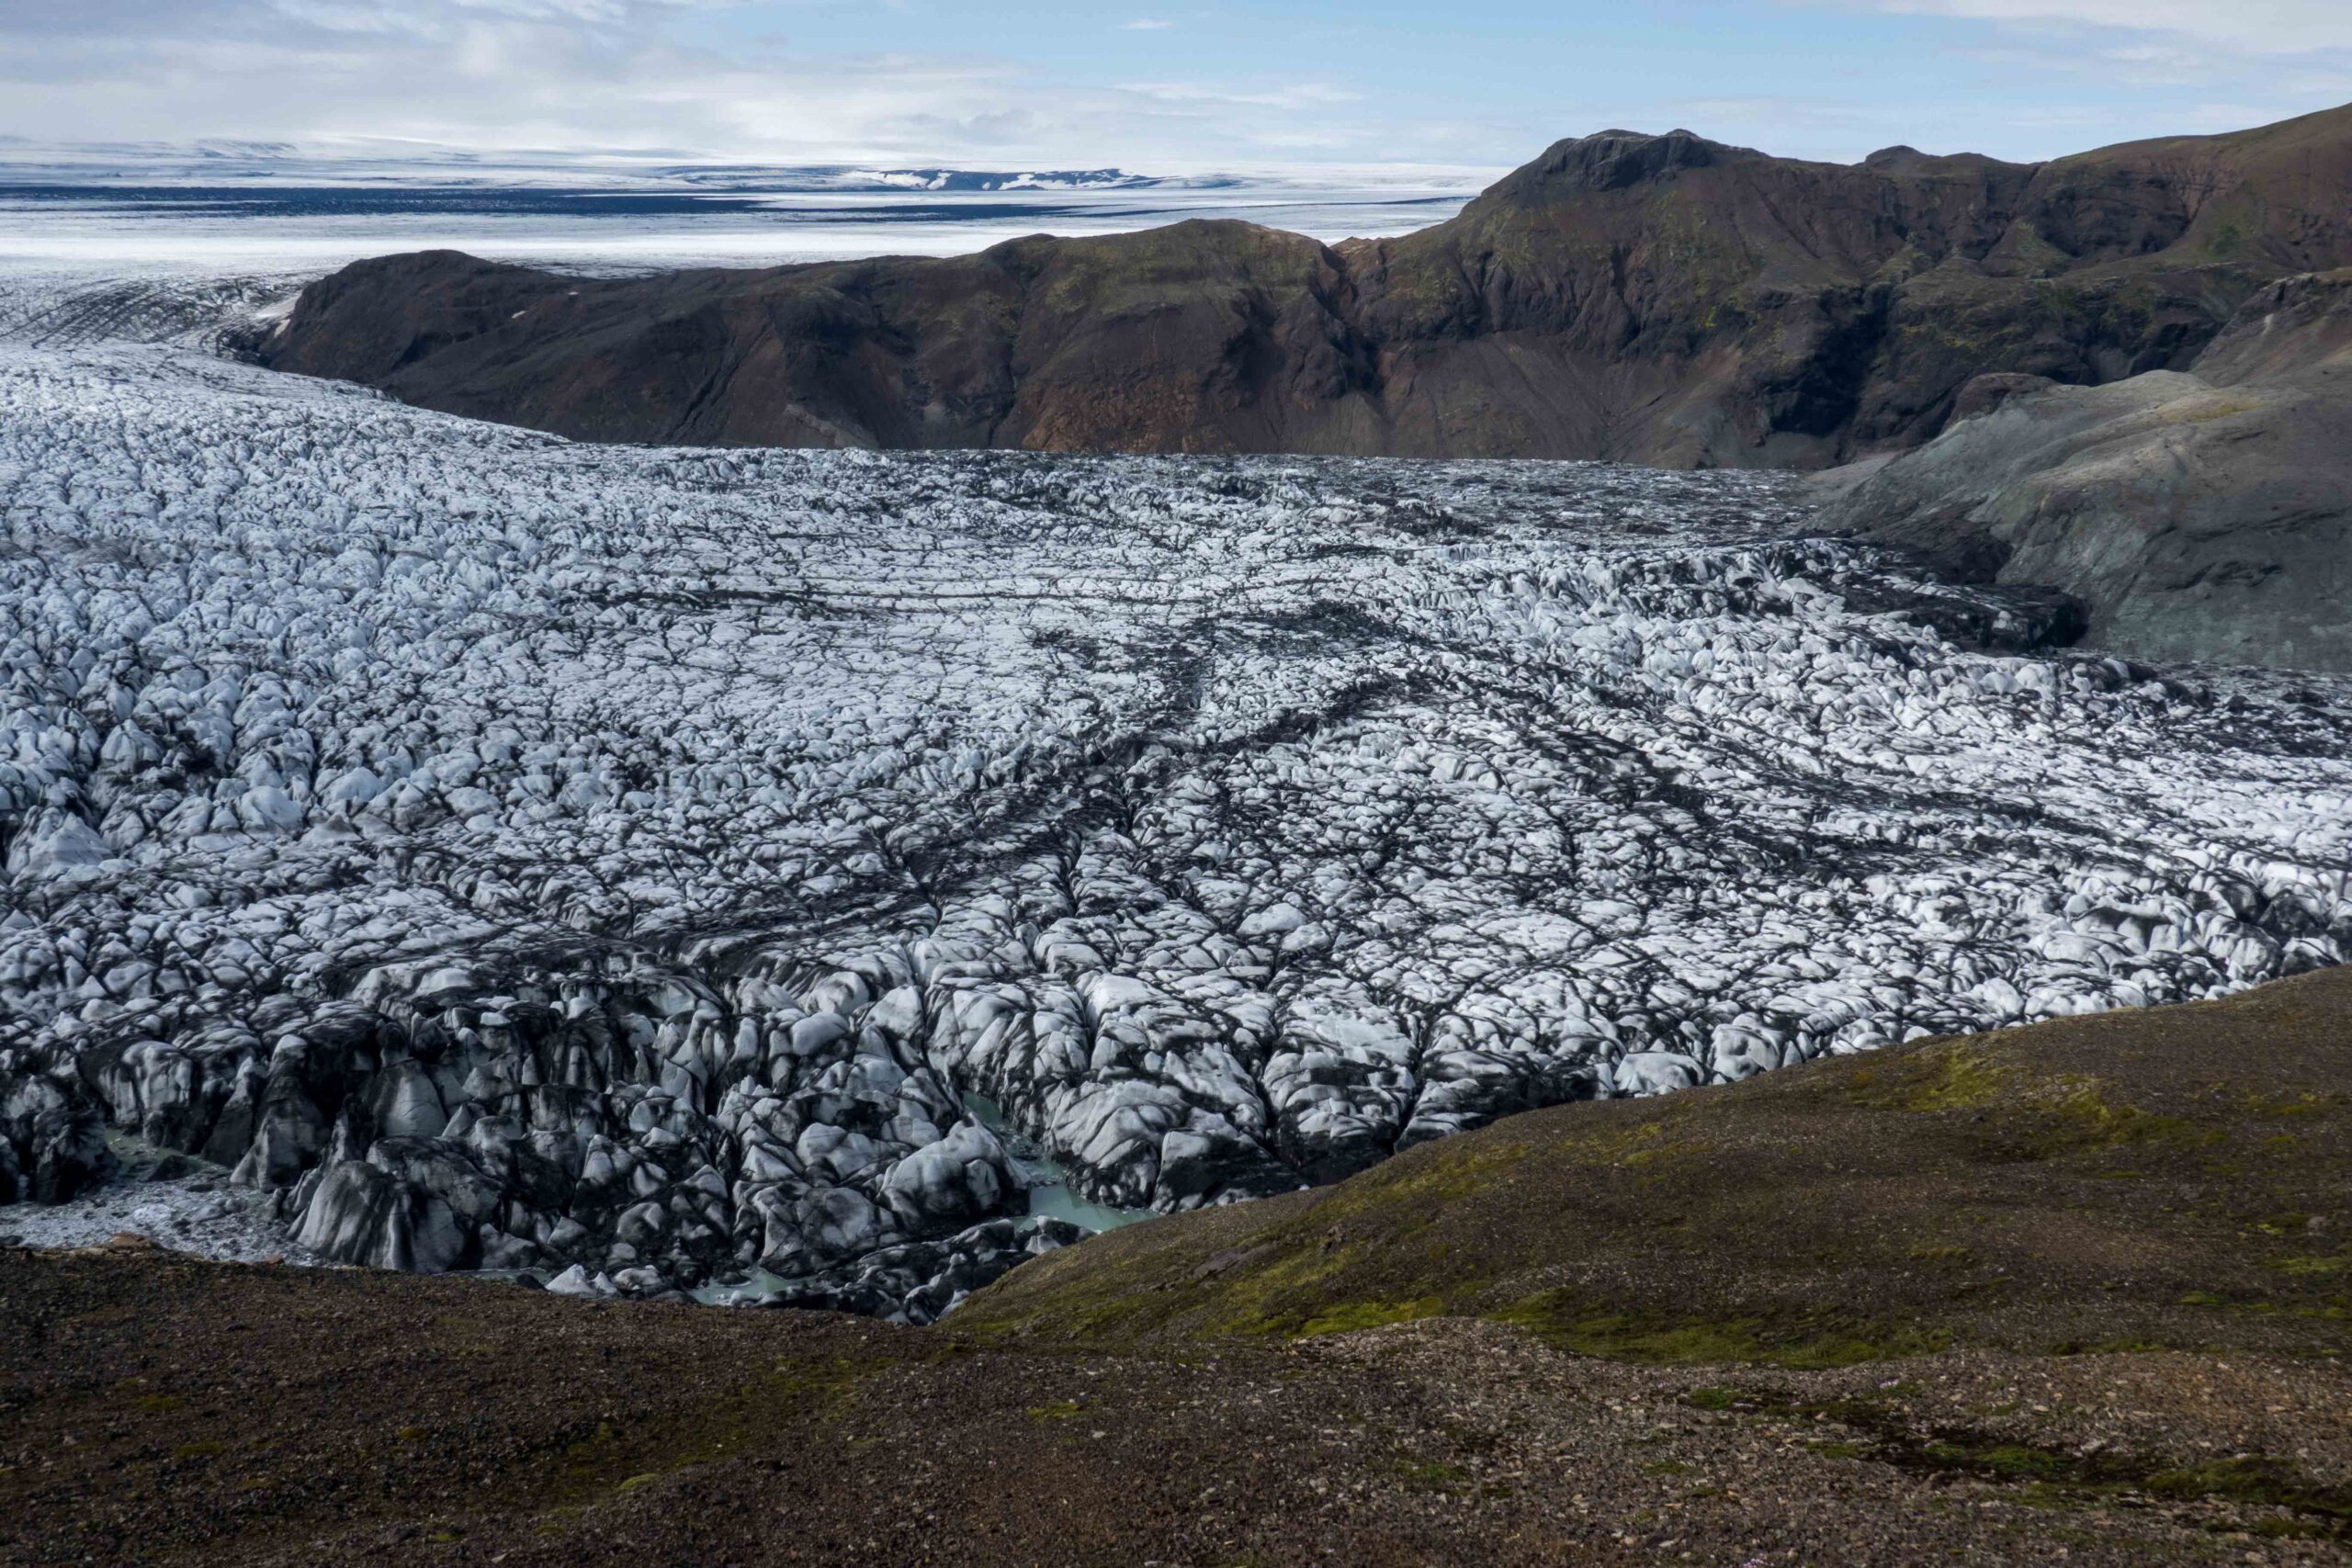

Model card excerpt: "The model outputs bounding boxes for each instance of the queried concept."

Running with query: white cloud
[0,2,1403,167]
[9,0,2341,175]
[1842,0,2352,53]
[441,0,747,17]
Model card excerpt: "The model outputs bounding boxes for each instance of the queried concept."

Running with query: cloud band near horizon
[1,0,2346,172]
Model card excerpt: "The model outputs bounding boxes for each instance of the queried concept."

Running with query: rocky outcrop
[258,104,2352,470]
[1823,269,2352,671]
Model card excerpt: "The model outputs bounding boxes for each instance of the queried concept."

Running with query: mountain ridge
[259,102,2352,470]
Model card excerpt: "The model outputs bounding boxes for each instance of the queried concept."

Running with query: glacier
[1,265,2347,1322]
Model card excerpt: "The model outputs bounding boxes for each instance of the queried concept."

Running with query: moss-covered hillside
[959,964,2352,1362]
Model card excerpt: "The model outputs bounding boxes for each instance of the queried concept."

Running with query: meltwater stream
[680,1096,1149,1308]
[959,1093,1156,1235]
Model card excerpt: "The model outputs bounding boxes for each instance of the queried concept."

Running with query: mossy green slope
[956,964,2352,1364]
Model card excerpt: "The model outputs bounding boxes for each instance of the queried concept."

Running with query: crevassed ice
[1,269,2346,1323]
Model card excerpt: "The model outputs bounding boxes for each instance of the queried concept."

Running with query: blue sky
[3,1,2348,171]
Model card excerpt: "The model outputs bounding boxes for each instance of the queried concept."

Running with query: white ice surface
[1,258,2346,1303]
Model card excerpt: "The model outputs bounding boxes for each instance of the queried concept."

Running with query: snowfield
[2,267,2347,1321]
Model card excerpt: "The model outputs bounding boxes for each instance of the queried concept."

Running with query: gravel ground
[1,1245,2344,1566]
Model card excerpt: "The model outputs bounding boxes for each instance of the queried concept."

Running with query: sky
[2,1,2348,174]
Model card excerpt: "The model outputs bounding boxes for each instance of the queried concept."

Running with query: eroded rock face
[257,106,2352,470]
[5,283,2350,1316]
[1826,270,2352,671]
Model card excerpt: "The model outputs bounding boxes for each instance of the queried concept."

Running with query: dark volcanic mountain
[262,103,2352,468]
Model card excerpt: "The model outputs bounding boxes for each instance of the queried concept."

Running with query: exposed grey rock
[1826,270,2352,671]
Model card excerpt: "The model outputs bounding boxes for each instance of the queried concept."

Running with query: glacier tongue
[1,278,2348,1322]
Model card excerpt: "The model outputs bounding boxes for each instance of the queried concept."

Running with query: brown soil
[5,968,2348,1565]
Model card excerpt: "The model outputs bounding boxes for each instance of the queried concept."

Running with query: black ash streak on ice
[1,276,2348,1323]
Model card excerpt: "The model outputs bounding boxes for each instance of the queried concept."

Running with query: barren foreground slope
[5,969,2348,1565]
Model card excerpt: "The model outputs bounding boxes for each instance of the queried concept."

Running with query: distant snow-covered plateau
[1,258,2347,1323]
[0,147,1487,270]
